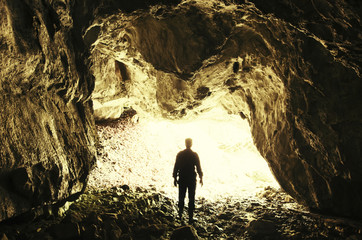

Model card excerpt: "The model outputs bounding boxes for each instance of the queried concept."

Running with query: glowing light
[89,107,279,201]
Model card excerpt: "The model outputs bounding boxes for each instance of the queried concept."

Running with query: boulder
[171,225,200,240]
[246,219,277,237]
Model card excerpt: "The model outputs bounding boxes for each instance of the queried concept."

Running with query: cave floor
[1,186,362,239]
[1,118,362,239]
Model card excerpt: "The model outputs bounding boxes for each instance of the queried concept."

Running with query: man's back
[173,138,203,223]
[173,148,202,181]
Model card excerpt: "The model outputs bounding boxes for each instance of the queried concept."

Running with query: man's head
[185,138,193,149]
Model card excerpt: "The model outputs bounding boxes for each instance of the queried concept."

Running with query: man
[173,138,203,223]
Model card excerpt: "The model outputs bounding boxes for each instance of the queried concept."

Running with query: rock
[231,215,247,223]
[0,233,8,240]
[194,225,208,235]
[246,219,277,237]
[0,0,97,222]
[85,211,103,225]
[171,226,200,240]
[81,224,102,240]
[213,225,223,234]
[62,211,85,223]
[116,216,132,233]
[32,232,54,240]
[49,223,80,240]
[218,211,234,220]
[136,224,166,238]
[119,234,133,240]
[109,228,122,240]
[120,185,130,191]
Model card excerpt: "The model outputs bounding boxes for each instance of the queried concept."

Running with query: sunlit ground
[88,108,280,201]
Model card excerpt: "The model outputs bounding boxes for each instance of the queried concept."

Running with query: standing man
[173,138,203,223]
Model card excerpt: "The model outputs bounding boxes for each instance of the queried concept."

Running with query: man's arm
[173,153,180,186]
[195,153,203,186]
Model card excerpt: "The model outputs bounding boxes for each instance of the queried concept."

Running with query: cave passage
[89,107,279,201]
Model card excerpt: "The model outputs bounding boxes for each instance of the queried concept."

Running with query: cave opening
[89,106,280,202]
[77,0,362,237]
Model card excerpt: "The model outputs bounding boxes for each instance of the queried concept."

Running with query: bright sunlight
[89,107,279,201]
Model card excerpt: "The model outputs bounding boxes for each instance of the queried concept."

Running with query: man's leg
[178,181,187,219]
[188,180,197,222]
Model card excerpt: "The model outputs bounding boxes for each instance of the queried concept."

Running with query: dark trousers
[178,179,196,218]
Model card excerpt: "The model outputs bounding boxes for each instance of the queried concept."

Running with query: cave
[0,0,362,239]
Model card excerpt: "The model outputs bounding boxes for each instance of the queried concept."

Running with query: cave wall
[249,0,362,217]
[89,0,362,218]
[0,0,98,221]
[0,0,184,223]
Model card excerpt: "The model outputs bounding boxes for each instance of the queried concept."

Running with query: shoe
[188,211,194,224]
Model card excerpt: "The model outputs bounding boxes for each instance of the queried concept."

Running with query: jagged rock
[246,219,278,237]
[49,223,80,240]
[0,0,98,222]
[171,225,200,240]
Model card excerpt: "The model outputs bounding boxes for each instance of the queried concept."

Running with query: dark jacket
[173,148,203,182]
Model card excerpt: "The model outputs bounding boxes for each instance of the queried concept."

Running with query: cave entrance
[89,107,279,201]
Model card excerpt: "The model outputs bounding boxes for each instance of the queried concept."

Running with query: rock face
[0,0,361,222]
[0,0,97,221]
[90,0,362,218]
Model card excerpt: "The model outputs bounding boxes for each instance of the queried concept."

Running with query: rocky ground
[1,118,362,239]
[1,185,362,239]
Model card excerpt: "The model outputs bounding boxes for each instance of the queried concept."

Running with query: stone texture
[88,0,362,218]
[49,222,80,240]
[246,219,277,237]
[2,186,361,239]
[171,225,200,240]
[0,0,97,221]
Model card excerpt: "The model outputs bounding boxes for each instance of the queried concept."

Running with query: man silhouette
[173,138,203,223]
